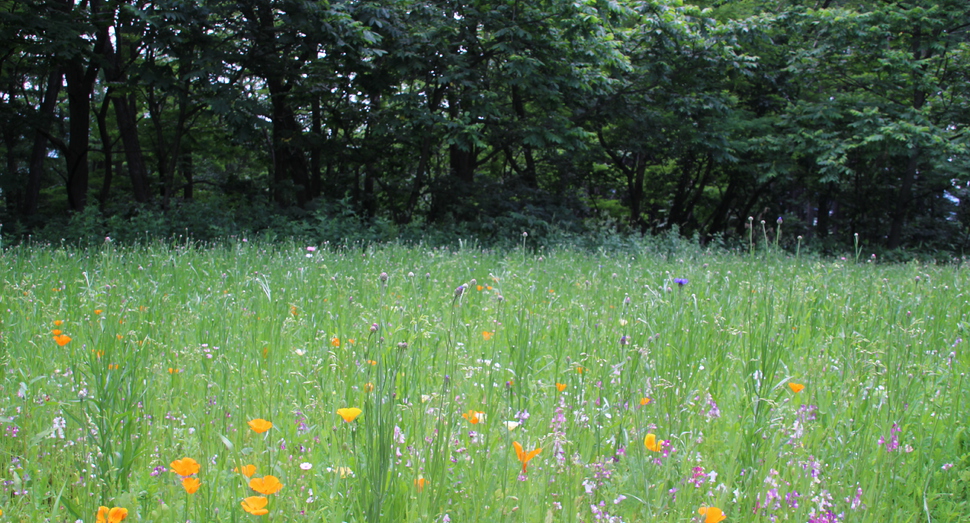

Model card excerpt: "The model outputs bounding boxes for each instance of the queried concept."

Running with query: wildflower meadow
[1,240,968,522]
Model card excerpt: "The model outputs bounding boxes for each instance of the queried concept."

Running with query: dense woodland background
[1,0,969,252]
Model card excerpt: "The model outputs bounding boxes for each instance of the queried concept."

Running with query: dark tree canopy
[1,0,968,251]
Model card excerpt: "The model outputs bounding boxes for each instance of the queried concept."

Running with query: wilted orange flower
[248,419,273,433]
[337,408,362,423]
[249,475,283,495]
[94,309,103,315]
[108,364,119,370]
[290,306,298,316]
[556,383,567,392]
[116,334,123,340]
[182,476,201,494]
[93,349,104,358]
[698,506,726,523]
[512,441,542,473]
[462,410,484,424]
[482,331,493,340]
[53,320,64,326]
[414,477,428,492]
[789,382,805,393]
[364,382,375,392]
[644,433,664,452]
[367,359,377,366]
[241,496,269,516]
[235,464,257,477]
[576,366,585,374]
[331,337,340,347]
[171,457,201,477]
[52,329,62,336]
[640,397,652,406]
[95,506,128,523]
[53,334,72,346]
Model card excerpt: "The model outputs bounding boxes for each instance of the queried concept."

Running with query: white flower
[300,462,312,470]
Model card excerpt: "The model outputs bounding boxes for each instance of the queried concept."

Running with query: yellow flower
[789,382,805,393]
[332,466,353,478]
[504,421,521,431]
[249,475,283,495]
[241,496,269,516]
[556,383,567,392]
[512,441,542,473]
[644,433,664,452]
[170,457,201,477]
[462,410,484,424]
[182,476,201,494]
[248,418,273,433]
[337,407,362,423]
[698,506,726,523]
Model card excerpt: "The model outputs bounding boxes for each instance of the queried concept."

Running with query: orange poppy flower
[331,337,340,347]
[482,331,493,340]
[53,320,64,326]
[462,410,484,424]
[512,441,542,473]
[248,419,273,433]
[556,383,567,392]
[337,407,362,422]
[698,506,726,523]
[241,496,269,516]
[236,464,257,478]
[414,477,428,492]
[170,457,201,477]
[789,382,805,393]
[476,285,484,291]
[52,329,62,336]
[182,477,201,494]
[644,433,664,452]
[367,359,378,366]
[94,309,103,315]
[249,475,283,495]
[53,334,72,346]
[640,397,651,406]
[168,367,181,374]
[95,506,128,523]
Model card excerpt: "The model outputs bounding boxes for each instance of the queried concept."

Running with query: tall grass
[0,239,967,522]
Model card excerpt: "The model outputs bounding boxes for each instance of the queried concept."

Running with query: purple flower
[674,278,688,286]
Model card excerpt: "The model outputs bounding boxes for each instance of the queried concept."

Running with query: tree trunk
[310,96,321,199]
[887,150,918,249]
[95,97,114,210]
[111,93,152,204]
[267,75,310,207]
[64,61,97,212]
[25,70,62,215]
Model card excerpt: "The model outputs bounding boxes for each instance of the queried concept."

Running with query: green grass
[0,240,968,522]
